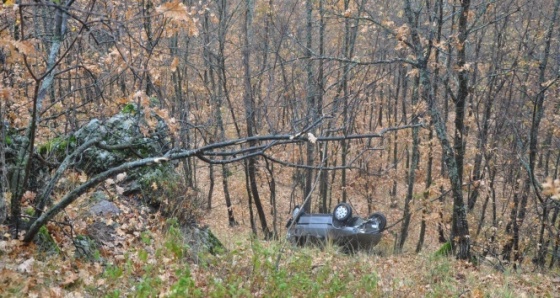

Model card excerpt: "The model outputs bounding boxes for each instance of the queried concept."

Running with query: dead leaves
[0,40,37,57]
[542,177,560,200]
[59,271,80,288]
[156,0,199,37]
[170,57,180,72]
[0,182,165,296]
[0,85,11,103]
[16,257,35,274]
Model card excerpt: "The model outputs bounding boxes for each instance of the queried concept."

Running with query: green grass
[2,219,558,297]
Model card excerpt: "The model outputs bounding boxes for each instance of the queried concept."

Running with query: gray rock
[89,200,121,216]
[91,191,109,202]
[182,225,225,257]
[86,220,116,244]
[73,104,172,175]
[122,181,142,196]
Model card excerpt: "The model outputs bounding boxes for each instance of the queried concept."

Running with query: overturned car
[286,203,387,252]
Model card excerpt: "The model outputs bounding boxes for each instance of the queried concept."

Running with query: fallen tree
[22,120,420,243]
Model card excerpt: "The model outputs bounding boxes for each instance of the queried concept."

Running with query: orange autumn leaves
[156,0,200,37]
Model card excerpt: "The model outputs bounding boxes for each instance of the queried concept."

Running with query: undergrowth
[101,230,560,297]
[1,220,558,297]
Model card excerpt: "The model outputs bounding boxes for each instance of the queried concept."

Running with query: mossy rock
[38,135,77,161]
[73,105,172,175]
[205,228,225,255]
[136,164,182,206]
[182,225,225,257]
[74,235,102,261]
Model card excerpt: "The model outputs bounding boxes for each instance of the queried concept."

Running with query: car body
[286,203,387,252]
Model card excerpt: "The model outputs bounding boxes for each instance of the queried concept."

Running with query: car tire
[287,205,303,228]
[368,212,387,231]
[333,202,352,222]
[292,205,301,218]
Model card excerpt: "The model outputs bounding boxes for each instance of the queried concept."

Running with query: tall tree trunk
[217,0,237,226]
[340,0,351,204]
[11,1,72,234]
[548,208,560,268]
[207,164,214,210]
[417,0,443,252]
[397,73,420,252]
[303,0,316,212]
[339,0,367,204]
[533,0,560,267]
[264,159,278,238]
[448,0,472,259]
[242,0,271,238]
[467,16,508,211]
[0,99,7,224]
[402,0,471,259]
[221,165,237,226]
[318,0,329,214]
[417,125,434,253]
[390,66,406,208]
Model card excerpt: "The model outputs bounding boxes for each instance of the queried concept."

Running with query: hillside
[1,179,559,297]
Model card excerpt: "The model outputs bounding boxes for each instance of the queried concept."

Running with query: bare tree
[9,0,94,235]
[242,0,272,238]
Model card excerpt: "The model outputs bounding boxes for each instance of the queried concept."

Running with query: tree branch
[35,136,103,216]
[23,154,182,243]
[23,122,420,242]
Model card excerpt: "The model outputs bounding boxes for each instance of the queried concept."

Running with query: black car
[286,202,387,252]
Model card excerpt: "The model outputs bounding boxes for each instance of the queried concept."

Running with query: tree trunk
[264,159,278,238]
[416,125,434,253]
[207,164,214,210]
[10,1,72,233]
[401,0,471,258]
[318,0,329,214]
[0,99,7,225]
[303,0,316,212]
[242,0,271,238]
[532,0,560,267]
[449,0,472,260]
[397,73,420,252]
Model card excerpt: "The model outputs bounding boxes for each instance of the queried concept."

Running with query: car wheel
[292,205,301,218]
[368,212,387,231]
[333,202,352,222]
[287,205,303,228]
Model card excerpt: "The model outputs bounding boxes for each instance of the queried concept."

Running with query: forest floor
[1,188,560,298]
